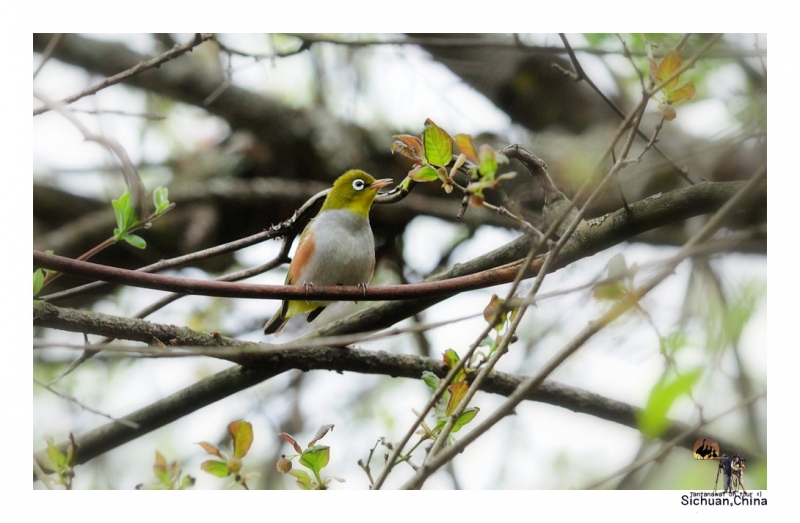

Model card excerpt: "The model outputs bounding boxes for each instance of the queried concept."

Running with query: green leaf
[299,445,330,474]
[593,281,628,301]
[200,459,230,478]
[122,234,147,249]
[112,192,128,232]
[180,475,196,489]
[33,269,44,297]
[153,452,171,484]
[478,144,498,178]
[422,371,440,392]
[445,381,468,417]
[452,407,480,433]
[442,349,466,383]
[443,348,459,368]
[408,164,440,182]
[422,119,453,166]
[45,436,67,469]
[153,187,170,214]
[228,420,253,459]
[289,469,313,489]
[639,369,703,438]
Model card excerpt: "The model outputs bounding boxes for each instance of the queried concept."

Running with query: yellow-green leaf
[639,369,703,438]
[289,469,313,489]
[33,269,44,297]
[122,234,146,249]
[408,164,440,182]
[668,81,696,105]
[299,445,330,474]
[45,437,66,468]
[422,119,453,167]
[657,50,682,90]
[442,349,467,383]
[228,420,253,459]
[422,371,440,392]
[452,407,480,433]
[478,144,498,178]
[200,459,230,478]
[593,281,628,301]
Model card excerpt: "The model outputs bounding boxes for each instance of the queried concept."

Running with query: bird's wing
[287,227,316,285]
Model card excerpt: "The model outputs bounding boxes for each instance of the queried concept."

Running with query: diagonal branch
[33,315,756,475]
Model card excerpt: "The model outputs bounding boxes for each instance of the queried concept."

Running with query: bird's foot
[303,281,314,303]
[356,282,368,304]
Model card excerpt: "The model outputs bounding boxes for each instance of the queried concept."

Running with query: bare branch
[33,33,214,116]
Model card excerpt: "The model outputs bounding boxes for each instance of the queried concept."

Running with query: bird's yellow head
[320,170,393,218]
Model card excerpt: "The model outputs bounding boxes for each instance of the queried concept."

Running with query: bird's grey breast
[301,209,375,285]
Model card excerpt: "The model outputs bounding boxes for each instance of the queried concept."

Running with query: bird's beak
[369,178,394,190]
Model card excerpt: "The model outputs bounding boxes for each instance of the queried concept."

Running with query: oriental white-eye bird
[263,170,393,335]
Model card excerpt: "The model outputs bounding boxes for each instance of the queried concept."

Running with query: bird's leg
[303,281,314,304]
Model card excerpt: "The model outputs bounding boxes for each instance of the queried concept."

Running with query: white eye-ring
[352,179,366,191]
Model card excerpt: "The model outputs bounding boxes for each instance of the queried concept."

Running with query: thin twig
[32,90,147,220]
[33,33,64,79]
[34,378,140,429]
[33,34,213,116]
[558,33,693,185]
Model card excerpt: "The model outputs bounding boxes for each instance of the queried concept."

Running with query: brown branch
[33,326,755,476]
[39,179,417,303]
[34,180,761,304]
[281,33,765,59]
[33,33,214,116]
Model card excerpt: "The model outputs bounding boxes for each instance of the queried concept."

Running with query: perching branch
[34,180,762,304]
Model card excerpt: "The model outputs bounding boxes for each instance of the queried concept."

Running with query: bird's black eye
[352,179,365,191]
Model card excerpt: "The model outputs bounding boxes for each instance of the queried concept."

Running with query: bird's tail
[263,308,287,335]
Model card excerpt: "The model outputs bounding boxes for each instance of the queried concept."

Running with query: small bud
[276,457,292,474]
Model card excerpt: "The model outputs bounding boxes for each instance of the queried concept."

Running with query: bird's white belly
[296,209,375,287]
